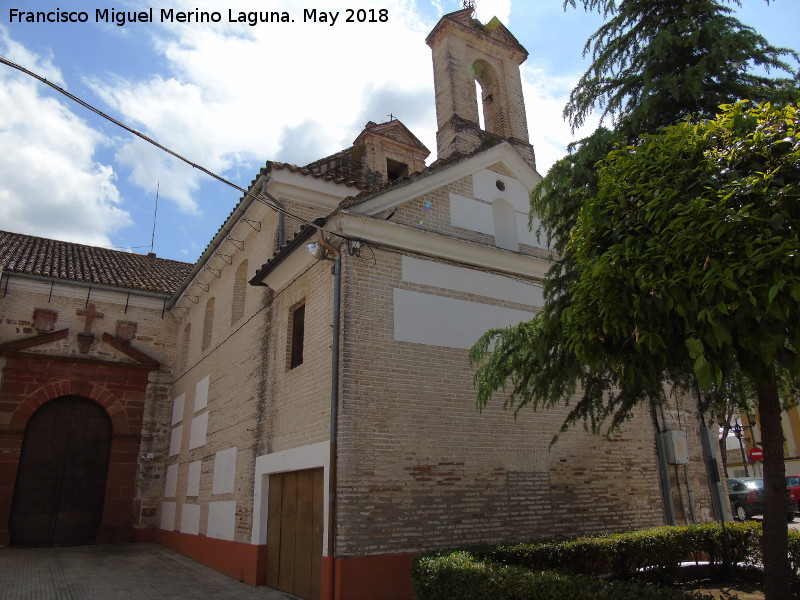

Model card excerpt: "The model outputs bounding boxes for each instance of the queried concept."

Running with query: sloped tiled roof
[0,230,193,295]
[191,161,366,267]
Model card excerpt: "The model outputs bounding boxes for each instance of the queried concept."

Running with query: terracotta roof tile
[0,230,193,295]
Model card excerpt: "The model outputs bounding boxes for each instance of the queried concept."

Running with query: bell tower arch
[426,9,535,166]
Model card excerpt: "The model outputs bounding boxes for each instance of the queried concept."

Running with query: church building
[0,9,720,600]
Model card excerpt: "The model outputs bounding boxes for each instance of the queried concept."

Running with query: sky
[1,0,798,263]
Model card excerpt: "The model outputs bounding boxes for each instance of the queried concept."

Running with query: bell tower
[426,9,535,166]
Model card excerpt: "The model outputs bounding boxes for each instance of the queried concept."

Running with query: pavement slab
[0,543,301,600]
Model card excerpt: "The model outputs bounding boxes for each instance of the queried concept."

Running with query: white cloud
[0,35,131,246]
[86,0,437,212]
[521,65,600,175]
[0,25,65,86]
[475,0,512,25]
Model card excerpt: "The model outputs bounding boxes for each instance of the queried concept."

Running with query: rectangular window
[386,158,408,181]
[290,303,305,369]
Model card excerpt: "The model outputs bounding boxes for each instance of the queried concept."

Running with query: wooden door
[266,468,324,600]
[9,396,112,546]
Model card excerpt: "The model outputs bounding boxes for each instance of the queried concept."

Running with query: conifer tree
[564,0,798,134]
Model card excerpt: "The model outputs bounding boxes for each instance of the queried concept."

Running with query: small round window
[496,180,506,191]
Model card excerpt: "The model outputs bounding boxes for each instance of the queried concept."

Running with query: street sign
[749,446,764,462]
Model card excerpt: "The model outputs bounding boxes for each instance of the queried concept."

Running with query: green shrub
[411,551,712,600]
[412,521,797,599]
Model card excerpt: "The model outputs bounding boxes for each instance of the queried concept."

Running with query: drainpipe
[316,230,341,599]
[651,401,677,525]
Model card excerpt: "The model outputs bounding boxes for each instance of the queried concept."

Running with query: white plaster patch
[180,504,201,535]
[207,501,236,541]
[393,288,535,349]
[171,393,185,425]
[402,256,543,307]
[521,215,549,249]
[473,169,530,212]
[212,447,237,495]
[160,502,176,531]
[164,464,178,498]
[194,375,210,412]
[169,425,182,456]
[450,193,493,235]
[189,411,208,449]
[187,460,202,497]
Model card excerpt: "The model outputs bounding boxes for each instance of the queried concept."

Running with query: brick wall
[334,247,714,556]
[163,195,336,544]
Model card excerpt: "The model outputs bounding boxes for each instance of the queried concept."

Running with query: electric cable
[0,54,336,235]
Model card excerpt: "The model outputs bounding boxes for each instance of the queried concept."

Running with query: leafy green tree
[567,99,799,600]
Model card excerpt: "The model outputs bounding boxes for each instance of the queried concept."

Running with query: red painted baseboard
[135,529,414,599]
[133,528,266,585]
[332,553,414,600]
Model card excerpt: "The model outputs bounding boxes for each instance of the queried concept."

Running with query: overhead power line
[0,54,328,233]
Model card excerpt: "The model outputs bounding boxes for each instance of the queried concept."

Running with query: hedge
[411,551,713,600]
[412,522,797,600]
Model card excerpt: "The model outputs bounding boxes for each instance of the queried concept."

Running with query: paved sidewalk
[0,543,301,599]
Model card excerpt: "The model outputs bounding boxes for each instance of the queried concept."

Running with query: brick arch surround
[8,380,131,435]
[0,353,155,545]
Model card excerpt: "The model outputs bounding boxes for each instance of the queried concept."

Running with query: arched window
[472,59,506,137]
[179,323,191,371]
[202,298,215,351]
[492,198,519,251]
[232,260,248,324]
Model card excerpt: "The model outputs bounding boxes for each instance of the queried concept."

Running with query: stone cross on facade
[76,303,104,334]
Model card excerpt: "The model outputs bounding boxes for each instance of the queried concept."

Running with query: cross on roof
[76,303,105,334]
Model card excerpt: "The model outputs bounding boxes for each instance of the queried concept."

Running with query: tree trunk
[757,373,792,600]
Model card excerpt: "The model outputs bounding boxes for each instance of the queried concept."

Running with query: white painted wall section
[160,502,176,531]
[164,464,178,498]
[207,501,236,541]
[194,376,210,412]
[171,393,185,425]
[401,256,543,306]
[180,504,201,535]
[522,216,549,249]
[187,460,202,496]
[450,170,549,250]
[473,169,530,212]
[212,447,237,495]
[189,412,208,449]
[393,288,535,349]
[450,194,493,235]
[169,425,182,456]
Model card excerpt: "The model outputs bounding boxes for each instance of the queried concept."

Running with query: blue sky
[1,0,798,263]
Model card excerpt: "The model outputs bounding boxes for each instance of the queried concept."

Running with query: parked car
[727,477,795,522]
[787,475,800,513]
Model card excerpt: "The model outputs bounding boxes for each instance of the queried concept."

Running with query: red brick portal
[0,353,153,545]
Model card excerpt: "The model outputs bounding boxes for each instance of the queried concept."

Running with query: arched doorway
[9,396,112,546]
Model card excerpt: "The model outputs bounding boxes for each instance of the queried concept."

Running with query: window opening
[202,298,215,350]
[290,303,305,369]
[386,159,409,182]
[232,260,248,324]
